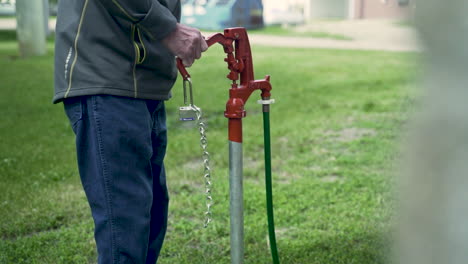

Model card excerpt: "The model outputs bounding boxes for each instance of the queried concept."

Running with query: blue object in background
[181,0,264,30]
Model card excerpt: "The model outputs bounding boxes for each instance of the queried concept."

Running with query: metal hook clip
[183,78,194,106]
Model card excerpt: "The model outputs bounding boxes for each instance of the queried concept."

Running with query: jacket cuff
[139,1,178,40]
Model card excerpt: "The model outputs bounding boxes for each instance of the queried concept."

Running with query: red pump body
[177,28,272,143]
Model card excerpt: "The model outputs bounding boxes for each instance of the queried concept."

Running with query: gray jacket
[53,0,181,103]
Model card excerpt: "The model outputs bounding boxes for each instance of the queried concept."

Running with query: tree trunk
[16,0,47,57]
[43,0,50,36]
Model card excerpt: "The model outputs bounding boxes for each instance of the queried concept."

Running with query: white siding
[305,0,349,19]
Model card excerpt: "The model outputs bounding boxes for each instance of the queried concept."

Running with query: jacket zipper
[132,25,146,65]
[131,24,147,98]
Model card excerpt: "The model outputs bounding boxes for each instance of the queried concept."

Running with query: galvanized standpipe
[226,102,247,264]
[229,139,244,263]
[227,114,253,264]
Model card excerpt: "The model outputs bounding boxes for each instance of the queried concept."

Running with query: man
[53,0,208,263]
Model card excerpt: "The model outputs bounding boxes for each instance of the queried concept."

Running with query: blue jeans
[63,95,169,264]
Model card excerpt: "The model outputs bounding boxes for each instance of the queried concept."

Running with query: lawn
[248,25,353,40]
[0,30,417,263]
[203,25,352,41]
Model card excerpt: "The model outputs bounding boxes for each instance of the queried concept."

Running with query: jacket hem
[53,86,172,104]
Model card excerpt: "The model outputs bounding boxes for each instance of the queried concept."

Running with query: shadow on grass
[0,29,16,41]
[0,29,55,42]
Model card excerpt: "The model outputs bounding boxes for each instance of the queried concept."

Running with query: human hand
[162,23,208,67]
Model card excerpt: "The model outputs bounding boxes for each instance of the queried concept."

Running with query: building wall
[303,0,414,20]
[305,0,349,19]
[354,0,413,19]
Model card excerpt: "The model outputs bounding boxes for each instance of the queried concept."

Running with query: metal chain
[194,106,213,228]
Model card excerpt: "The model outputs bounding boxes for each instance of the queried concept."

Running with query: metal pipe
[229,140,244,264]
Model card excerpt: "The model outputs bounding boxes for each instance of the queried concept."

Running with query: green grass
[0,30,417,263]
[203,25,353,41]
[0,16,57,19]
[0,28,16,41]
[249,26,352,40]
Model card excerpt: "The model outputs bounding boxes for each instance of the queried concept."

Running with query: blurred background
[1,1,438,264]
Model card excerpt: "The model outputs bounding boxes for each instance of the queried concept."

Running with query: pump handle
[176,33,226,80]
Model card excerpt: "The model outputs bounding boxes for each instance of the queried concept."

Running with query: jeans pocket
[152,101,167,135]
[63,97,85,132]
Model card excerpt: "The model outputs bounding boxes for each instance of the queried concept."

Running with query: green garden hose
[263,108,280,264]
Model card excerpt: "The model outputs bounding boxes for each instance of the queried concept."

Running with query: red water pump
[176,27,279,264]
[177,27,272,143]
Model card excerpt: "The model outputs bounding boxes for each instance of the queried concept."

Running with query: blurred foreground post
[16,0,47,57]
[398,0,468,263]
[43,0,50,36]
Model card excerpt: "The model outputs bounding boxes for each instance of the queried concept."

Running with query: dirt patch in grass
[183,159,203,170]
[320,174,344,183]
[277,171,302,184]
[326,127,377,142]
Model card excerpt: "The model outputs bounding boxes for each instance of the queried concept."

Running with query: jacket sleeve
[98,0,178,40]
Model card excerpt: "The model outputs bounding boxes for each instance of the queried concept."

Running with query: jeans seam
[152,102,160,135]
[91,96,117,263]
[148,103,156,136]
[71,98,86,131]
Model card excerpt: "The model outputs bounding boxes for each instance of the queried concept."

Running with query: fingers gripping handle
[177,58,191,80]
[177,33,226,81]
